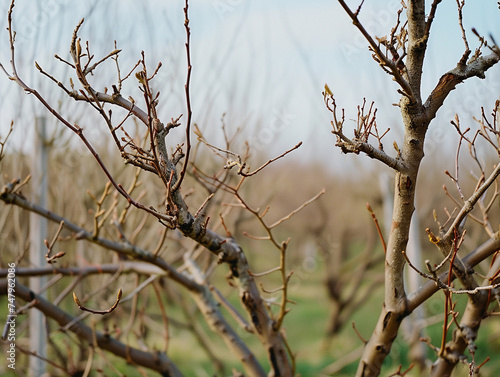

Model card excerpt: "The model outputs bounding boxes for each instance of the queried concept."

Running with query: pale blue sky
[1,1,499,172]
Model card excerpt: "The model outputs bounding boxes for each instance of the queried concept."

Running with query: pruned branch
[424,49,500,122]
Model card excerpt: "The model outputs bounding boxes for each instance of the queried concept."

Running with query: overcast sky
[1,1,499,172]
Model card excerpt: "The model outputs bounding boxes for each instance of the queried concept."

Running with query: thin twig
[44,220,66,263]
[366,203,387,254]
[239,142,302,177]
[269,189,325,229]
[173,0,193,191]
[73,289,123,315]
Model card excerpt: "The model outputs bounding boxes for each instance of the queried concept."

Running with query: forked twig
[44,221,66,264]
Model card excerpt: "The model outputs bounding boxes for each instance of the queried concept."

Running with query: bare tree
[0,1,323,376]
[2,1,500,376]
[324,1,500,376]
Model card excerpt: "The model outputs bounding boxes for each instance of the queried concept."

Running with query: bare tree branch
[337,0,413,99]
[424,50,500,123]
[0,280,184,376]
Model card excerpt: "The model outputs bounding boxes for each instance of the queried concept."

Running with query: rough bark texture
[356,102,426,377]
[355,8,429,371]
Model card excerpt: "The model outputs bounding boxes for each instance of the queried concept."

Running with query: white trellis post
[29,116,48,377]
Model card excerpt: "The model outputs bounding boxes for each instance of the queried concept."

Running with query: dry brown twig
[0,121,14,162]
[387,364,415,377]
[73,289,123,315]
[366,203,387,254]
